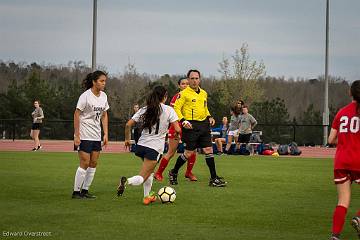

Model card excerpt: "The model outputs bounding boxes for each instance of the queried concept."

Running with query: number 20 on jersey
[339,116,360,133]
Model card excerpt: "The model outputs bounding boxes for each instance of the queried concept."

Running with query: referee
[168,69,226,187]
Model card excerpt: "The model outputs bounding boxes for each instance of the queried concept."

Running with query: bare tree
[218,43,266,104]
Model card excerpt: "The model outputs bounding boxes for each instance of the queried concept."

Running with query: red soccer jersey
[168,92,182,138]
[170,93,180,108]
[331,101,360,171]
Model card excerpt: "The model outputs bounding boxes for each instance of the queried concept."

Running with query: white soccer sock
[73,167,87,192]
[143,173,154,197]
[127,175,144,186]
[82,167,96,190]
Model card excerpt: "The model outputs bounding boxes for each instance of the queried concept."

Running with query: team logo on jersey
[93,106,105,121]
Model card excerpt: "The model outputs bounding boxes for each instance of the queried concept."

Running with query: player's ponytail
[142,85,168,131]
[82,70,107,90]
[351,80,360,116]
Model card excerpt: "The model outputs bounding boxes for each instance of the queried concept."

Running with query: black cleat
[81,189,97,199]
[72,191,84,199]
[168,170,178,185]
[209,176,227,187]
[117,176,127,196]
[329,234,341,240]
[351,216,360,239]
[217,176,228,184]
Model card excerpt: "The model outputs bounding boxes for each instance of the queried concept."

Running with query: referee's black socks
[172,154,187,174]
[205,153,217,179]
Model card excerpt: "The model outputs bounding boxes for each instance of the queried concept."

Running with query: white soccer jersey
[76,89,109,141]
[132,103,178,154]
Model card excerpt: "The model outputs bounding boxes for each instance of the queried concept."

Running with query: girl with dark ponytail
[328,80,360,239]
[119,85,181,205]
[142,85,168,131]
[82,70,107,90]
[72,70,109,199]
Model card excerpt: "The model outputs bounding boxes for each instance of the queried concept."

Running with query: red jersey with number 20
[331,101,360,171]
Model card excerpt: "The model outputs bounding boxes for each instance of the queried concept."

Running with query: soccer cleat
[32,148,37,151]
[168,170,178,185]
[217,176,228,184]
[329,234,341,240]
[351,216,360,239]
[185,172,198,181]
[143,191,157,205]
[209,176,227,187]
[72,191,84,199]
[80,189,97,199]
[37,145,43,150]
[154,172,164,182]
[117,176,127,196]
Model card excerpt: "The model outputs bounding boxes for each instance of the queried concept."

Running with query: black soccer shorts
[181,120,212,151]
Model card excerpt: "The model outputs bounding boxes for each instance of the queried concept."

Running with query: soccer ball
[158,186,176,203]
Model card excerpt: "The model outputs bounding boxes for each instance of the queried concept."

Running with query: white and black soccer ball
[158,186,176,203]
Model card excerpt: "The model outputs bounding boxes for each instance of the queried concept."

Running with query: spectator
[30,100,44,151]
[213,117,229,155]
[224,105,242,154]
[238,105,257,145]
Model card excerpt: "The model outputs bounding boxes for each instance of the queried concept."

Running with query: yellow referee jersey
[173,86,211,121]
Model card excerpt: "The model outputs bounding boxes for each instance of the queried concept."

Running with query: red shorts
[334,169,360,184]
[168,122,182,139]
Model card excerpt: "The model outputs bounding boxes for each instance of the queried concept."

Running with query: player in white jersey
[117,85,181,205]
[72,70,109,199]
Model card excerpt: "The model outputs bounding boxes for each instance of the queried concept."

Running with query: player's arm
[328,128,338,145]
[170,120,181,140]
[125,119,136,150]
[74,109,81,146]
[173,92,193,129]
[173,92,185,121]
[328,111,340,145]
[37,108,45,120]
[204,94,215,126]
[101,111,109,147]
[250,115,257,130]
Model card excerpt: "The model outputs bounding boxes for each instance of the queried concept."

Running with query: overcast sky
[1,0,359,80]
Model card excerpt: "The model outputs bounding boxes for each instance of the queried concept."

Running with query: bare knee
[337,181,351,208]
[203,147,213,154]
[89,160,97,168]
[337,193,351,208]
[79,154,90,169]
[183,150,194,159]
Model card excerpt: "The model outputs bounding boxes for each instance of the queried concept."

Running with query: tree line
[0,44,352,143]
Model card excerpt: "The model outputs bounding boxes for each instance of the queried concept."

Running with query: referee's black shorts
[181,120,212,151]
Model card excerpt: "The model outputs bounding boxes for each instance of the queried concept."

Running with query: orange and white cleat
[143,191,157,205]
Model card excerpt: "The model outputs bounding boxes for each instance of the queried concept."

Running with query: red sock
[156,157,169,175]
[186,153,196,175]
[357,210,360,217]
[332,205,348,235]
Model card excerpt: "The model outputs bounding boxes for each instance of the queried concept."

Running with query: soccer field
[0,152,358,240]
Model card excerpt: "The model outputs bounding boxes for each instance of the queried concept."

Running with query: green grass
[0,152,359,240]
